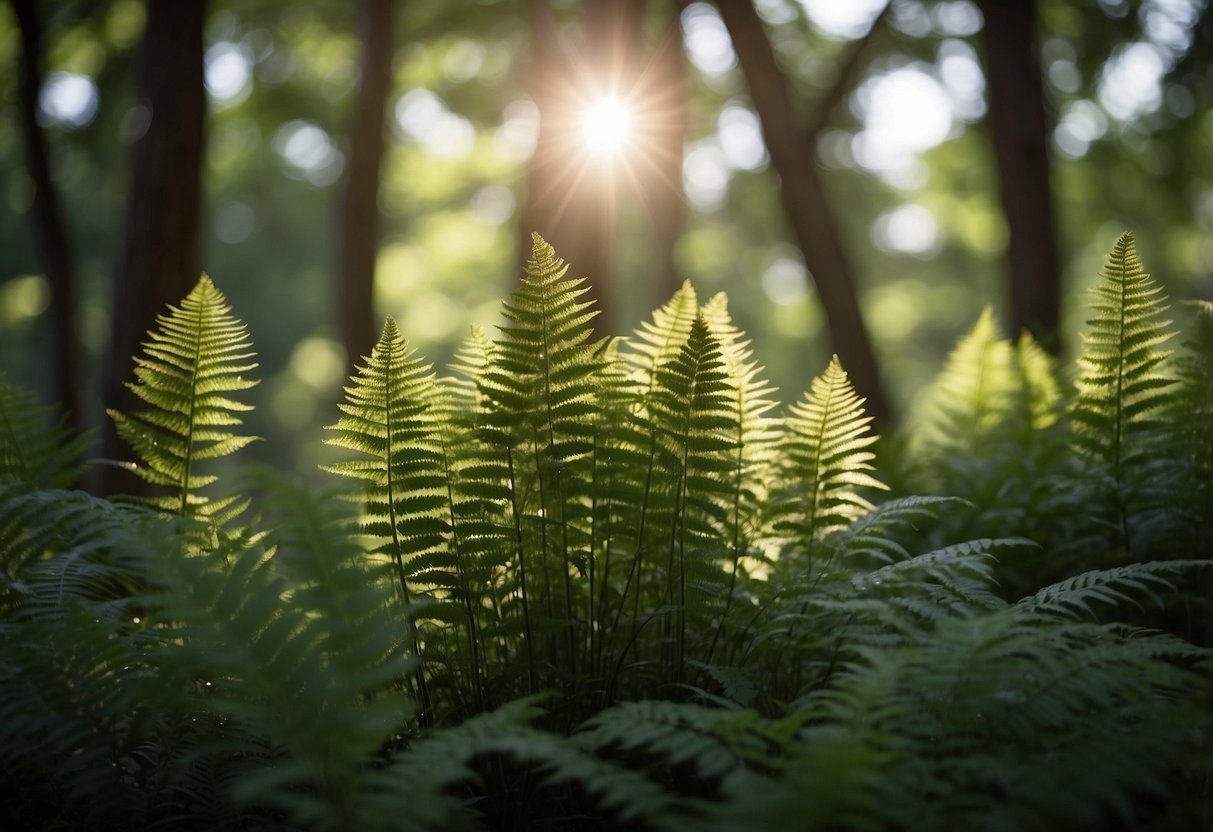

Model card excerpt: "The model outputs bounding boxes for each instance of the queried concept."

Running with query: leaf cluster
[1,232,1209,830]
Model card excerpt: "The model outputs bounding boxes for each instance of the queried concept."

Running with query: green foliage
[0,382,89,488]
[3,233,1211,830]
[109,274,259,525]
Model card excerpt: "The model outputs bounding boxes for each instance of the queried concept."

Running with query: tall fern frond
[1070,232,1175,469]
[0,382,89,488]
[772,356,886,549]
[480,234,604,680]
[650,313,738,675]
[322,316,450,717]
[323,317,446,602]
[699,294,779,657]
[109,275,258,524]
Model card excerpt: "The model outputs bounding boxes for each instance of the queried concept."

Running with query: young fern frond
[0,382,90,488]
[1070,232,1175,472]
[772,356,886,548]
[109,275,259,524]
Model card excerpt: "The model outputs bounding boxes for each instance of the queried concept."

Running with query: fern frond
[626,279,699,401]
[479,234,605,680]
[1018,559,1210,619]
[1070,232,1175,468]
[772,356,886,545]
[828,495,969,567]
[323,317,447,598]
[1173,300,1213,537]
[109,274,259,522]
[0,382,90,488]
[146,488,416,830]
[649,313,739,672]
[1015,330,1063,431]
[0,485,151,620]
[918,306,1017,455]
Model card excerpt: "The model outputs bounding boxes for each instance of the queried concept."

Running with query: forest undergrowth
[1,231,1210,830]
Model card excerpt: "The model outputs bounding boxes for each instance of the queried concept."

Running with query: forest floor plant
[1,232,1209,830]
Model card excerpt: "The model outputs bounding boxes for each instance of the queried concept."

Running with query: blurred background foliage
[1,0,1211,479]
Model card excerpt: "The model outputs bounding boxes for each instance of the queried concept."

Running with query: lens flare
[581,96,633,158]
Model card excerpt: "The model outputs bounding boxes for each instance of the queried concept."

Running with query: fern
[771,356,886,551]
[0,382,89,488]
[1018,559,1211,619]
[1173,300,1213,545]
[1070,233,1176,551]
[480,233,603,682]
[109,274,259,524]
[917,306,1017,456]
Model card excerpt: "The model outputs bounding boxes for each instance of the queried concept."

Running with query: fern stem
[506,446,538,694]
[440,437,484,711]
[379,347,431,723]
[179,299,205,518]
[706,420,747,668]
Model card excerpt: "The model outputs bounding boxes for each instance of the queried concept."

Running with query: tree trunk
[978,0,1061,352]
[716,0,890,424]
[338,0,394,369]
[10,0,83,437]
[518,0,647,335]
[100,0,208,494]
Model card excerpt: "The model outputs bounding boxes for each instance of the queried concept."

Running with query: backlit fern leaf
[773,356,886,545]
[323,316,449,716]
[627,279,699,402]
[323,316,447,603]
[480,234,605,679]
[918,306,1016,456]
[1070,232,1175,468]
[1015,330,1063,431]
[650,313,738,672]
[699,293,779,656]
[0,382,89,488]
[109,275,258,523]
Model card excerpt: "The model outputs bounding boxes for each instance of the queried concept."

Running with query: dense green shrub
[1,232,1209,830]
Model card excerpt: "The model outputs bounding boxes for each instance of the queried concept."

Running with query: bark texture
[101,0,208,493]
[11,0,83,436]
[717,0,890,423]
[979,0,1062,352]
[338,0,395,369]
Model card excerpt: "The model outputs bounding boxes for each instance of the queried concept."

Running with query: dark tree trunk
[10,0,83,437]
[100,0,208,494]
[717,0,890,424]
[979,0,1061,352]
[338,0,394,369]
